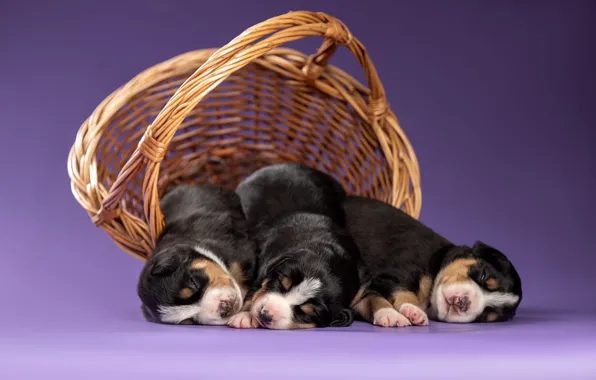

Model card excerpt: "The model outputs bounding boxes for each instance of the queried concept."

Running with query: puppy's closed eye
[189,269,209,289]
[475,267,499,290]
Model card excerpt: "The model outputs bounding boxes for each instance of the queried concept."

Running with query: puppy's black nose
[458,296,470,312]
[259,309,272,325]
[219,301,234,318]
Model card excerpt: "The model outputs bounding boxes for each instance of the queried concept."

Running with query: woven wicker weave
[67,11,421,261]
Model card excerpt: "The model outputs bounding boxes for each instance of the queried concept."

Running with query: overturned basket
[68,11,422,261]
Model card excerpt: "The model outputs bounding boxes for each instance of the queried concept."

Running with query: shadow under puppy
[137,184,256,325]
[230,163,361,330]
[344,196,522,327]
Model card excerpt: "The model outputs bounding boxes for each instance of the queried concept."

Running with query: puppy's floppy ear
[261,254,292,276]
[330,308,354,327]
[472,241,496,253]
[472,241,515,276]
[150,254,180,277]
[472,241,510,261]
[473,241,522,296]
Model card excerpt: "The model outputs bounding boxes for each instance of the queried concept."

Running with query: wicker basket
[67,11,421,261]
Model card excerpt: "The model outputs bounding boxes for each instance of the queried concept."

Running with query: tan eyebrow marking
[179,287,193,299]
[300,303,315,314]
[191,259,231,288]
[486,278,498,290]
[436,259,478,286]
[280,276,292,290]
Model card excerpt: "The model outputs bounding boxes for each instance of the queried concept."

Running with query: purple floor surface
[1,308,595,379]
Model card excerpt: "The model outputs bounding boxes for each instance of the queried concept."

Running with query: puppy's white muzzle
[251,293,293,330]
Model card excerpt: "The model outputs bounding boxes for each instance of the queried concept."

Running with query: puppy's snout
[258,309,273,325]
[218,300,234,318]
[454,296,470,311]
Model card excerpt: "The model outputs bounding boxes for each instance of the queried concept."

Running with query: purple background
[1,0,595,378]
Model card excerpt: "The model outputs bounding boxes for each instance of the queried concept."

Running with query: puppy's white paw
[394,311,412,327]
[373,307,412,327]
[399,303,429,326]
[227,311,260,329]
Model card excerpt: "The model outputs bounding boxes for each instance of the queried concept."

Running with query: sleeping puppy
[229,163,361,330]
[344,196,522,326]
[137,184,256,325]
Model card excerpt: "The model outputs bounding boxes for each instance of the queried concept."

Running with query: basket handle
[95,11,390,243]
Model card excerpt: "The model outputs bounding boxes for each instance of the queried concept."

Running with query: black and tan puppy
[345,196,522,326]
[229,163,361,330]
[137,184,256,325]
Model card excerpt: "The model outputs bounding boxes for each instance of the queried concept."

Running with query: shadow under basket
[67,11,422,261]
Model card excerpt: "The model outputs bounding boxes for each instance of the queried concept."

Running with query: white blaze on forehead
[484,292,519,308]
[285,278,322,306]
[159,304,202,324]
[194,246,228,273]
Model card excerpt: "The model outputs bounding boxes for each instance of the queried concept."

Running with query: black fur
[344,195,522,323]
[137,184,256,324]
[236,163,361,328]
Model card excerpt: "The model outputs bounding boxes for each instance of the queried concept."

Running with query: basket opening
[96,54,397,223]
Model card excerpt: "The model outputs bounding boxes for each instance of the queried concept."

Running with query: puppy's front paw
[373,308,411,327]
[399,303,429,326]
[227,311,260,329]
